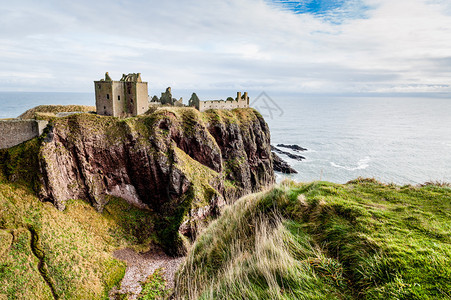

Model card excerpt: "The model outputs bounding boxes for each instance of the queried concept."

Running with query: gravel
[109,247,185,299]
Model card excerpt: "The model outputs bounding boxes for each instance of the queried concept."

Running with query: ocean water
[1,92,450,185]
[0,92,94,119]
[259,96,451,185]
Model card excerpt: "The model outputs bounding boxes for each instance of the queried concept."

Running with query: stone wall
[95,81,114,116]
[112,81,125,117]
[136,82,149,115]
[198,92,249,112]
[0,120,48,149]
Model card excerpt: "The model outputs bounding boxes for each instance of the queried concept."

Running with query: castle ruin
[95,72,148,117]
[197,92,249,112]
[94,72,249,115]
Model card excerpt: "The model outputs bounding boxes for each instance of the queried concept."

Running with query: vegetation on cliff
[18,105,96,120]
[175,179,451,299]
[0,172,162,299]
[35,107,272,255]
[0,106,274,298]
[0,139,158,299]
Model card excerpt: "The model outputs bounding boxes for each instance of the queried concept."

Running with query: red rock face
[37,108,273,253]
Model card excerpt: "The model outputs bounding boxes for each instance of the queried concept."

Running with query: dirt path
[110,247,184,299]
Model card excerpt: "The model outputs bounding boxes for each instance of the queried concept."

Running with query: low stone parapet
[0,119,48,149]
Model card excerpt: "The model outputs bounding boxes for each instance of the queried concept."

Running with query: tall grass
[175,188,349,299]
[175,180,451,299]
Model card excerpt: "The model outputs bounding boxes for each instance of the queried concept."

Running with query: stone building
[94,72,148,117]
[197,92,249,112]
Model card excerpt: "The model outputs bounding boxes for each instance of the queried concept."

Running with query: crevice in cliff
[69,142,98,209]
[122,134,147,207]
[28,226,59,300]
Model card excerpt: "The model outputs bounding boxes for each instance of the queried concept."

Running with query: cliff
[35,107,273,254]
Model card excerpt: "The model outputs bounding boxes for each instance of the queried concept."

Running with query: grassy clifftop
[175,179,451,299]
[19,105,95,120]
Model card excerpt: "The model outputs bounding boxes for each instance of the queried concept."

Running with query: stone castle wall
[135,82,149,115]
[198,92,249,112]
[199,99,247,112]
[0,120,48,149]
[95,81,114,116]
[112,81,125,117]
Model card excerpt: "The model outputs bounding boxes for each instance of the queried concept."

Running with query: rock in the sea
[276,144,307,152]
[272,153,297,174]
[37,108,274,255]
[271,145,305,161]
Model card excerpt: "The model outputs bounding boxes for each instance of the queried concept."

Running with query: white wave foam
[330,156,371,171]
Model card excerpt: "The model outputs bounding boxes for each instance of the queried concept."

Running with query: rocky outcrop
[37,108,274,255]
[276,144,307,152]
[271,145,305,161]
[272,153,297,174]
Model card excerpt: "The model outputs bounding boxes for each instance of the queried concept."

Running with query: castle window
[118,95,120,101]
[98,84,101,89]
[104,106,106,110]
[131,99,133,104]
[107,94,110,100]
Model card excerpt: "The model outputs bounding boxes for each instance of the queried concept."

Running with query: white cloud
[0,0,450,95]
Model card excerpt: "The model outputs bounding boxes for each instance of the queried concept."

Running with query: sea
[1,92,450,185]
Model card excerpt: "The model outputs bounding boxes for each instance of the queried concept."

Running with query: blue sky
[272,0,348,14]
[0,0,450,96]
[269,0,371,23]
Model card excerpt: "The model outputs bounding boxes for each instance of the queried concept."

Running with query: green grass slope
[175,179,451,299]
[0,148,158,299]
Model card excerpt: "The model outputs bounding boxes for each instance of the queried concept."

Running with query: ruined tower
[94,72,148,117]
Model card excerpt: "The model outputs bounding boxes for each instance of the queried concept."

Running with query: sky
[1,0,451,96]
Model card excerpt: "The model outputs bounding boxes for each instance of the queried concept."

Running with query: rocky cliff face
[37,108,274,254]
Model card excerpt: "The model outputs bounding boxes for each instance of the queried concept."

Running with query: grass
[0,138,41,189]
[175,179,451,299]
[18,105,95,120]
[138,268,171,300]
[0,173,160,299]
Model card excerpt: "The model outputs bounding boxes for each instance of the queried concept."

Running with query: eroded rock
[276,144,307,152]
[37,108,274,254]
[271,145,305,161]
[272,152,297,174]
